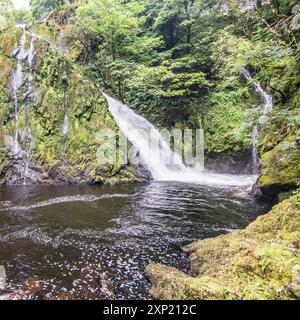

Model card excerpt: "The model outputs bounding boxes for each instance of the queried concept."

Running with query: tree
[0,0,13,13]
[0,0,13,26]
[30,0,66,20]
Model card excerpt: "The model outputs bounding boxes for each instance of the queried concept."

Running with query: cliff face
[0,23,140,185]
[146,192,300,300]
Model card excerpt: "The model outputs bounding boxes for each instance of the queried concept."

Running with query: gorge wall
[0,23,140,186]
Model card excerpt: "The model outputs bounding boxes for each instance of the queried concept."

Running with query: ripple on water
[0,182,268,300]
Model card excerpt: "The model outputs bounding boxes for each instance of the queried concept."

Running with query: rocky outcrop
[146,192,300,300]
[205,150,253,174]
[0,24,143,185]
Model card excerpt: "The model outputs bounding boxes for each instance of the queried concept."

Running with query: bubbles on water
[0,183,267,300]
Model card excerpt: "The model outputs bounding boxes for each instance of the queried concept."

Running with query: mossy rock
[0,150,11,178]
[259,137,300,197]
[146,193,300,300]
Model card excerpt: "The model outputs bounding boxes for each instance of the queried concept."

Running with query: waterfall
[25,33,35,137]
[243,70,273,124]
[23,33,36,185]
[27,35,35,102]
[103,94,256,187]
[63,113,69,137]
[11,25,27,154]
[63,83,69,137]
[103,93,188,181]
[251,126,260,174]
[10,26,37,184]
[243,70,274,174]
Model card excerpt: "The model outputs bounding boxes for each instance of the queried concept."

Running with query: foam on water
[0,193,137,212]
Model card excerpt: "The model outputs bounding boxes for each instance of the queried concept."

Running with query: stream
[0,182,268,300]
[0,26,273,301]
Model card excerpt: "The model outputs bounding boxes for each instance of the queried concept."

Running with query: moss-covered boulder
[256,101,300,199]
[259,137,300,197]
[146,192,300,300]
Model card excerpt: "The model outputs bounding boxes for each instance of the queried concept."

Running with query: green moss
[259,137,300,194]
[204,85,254,155]
[0,27,139,185]
[146,195,300,300]
[0,151,11,177]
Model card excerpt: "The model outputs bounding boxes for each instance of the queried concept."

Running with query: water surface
[0,182,268,300]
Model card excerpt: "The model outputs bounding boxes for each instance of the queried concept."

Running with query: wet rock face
[205,150,253,174]
[133,163,152,181]
[0,26,141,186]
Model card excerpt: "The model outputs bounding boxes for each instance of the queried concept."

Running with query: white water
[23,34,36,184]
[27,35,35,94]
[0,194,137,212]
[63,113,69,136]
[251,126,260,174]
[11,25,27,154]
[10,26,37,184]
[62,80,69,137]
[104,94,256,187]
[243,70,273,124]
[243,70,274,174]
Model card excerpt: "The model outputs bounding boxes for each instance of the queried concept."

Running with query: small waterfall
[62,83,69,137]
[24,34,35,133]
[11,25,27,154]
[27,35,35,103]
[243,70,273,124]
[63,113,69,137]
[103,94,256,187]
[251,126,260,174]
[10,26,37,184]
[243,70,274,174]
[23,33,37,185]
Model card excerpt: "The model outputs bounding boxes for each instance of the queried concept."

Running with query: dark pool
[0,182,268,300]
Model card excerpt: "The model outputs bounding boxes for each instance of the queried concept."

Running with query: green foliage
[50,0,300,158]
[292,188,300,206]
[30,0,66,20]
[205,86,253,154]
[0,0,13,13]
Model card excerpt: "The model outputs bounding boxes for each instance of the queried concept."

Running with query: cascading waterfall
[62,78,69,138]
[63,113,69,137]
[11,25,27,154]
[103,93,256,187]
[243,70,273,124]
[10,26,37,184]
[243,70,274,174]
[27,35,35,107]
[23,34,36,184]
[103,93,187,180]
[251,126,260,174]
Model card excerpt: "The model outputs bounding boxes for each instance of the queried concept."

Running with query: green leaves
[30,0,66,20]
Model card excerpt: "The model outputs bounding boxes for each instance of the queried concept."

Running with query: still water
[0,182,268,300]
